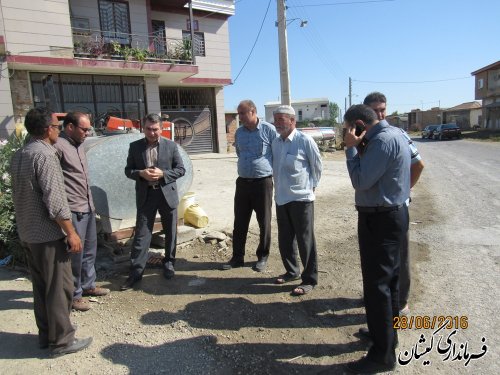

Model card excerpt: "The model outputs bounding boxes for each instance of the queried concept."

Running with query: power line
[232,0,272,84]
[353,76,471,84]
[289,0,395,7]
[287,0,347,84]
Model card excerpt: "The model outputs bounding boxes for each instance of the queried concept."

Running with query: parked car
[421,124,439,139]
[432,124,462,140]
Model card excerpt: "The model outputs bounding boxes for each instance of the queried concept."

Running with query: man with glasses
[121,113,185,290]
[54,112,109,312]
[11,107,92,356]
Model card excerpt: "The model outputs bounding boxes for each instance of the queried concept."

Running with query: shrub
[0,129,29,265]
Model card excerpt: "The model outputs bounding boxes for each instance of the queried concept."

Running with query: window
[182,31,205,57]
[30,73,145,121]
[152,20,166,56]
[99,0,131,45]
[478,78,484,89]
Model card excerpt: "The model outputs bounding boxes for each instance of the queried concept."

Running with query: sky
[223,0,500,117]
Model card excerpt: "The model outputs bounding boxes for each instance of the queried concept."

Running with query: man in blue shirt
[221,100,277,272]
[272,105,322,295]
[344,104,410,373]
[364,92,424,314]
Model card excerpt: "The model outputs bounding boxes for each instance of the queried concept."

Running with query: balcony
[72,28,197,65]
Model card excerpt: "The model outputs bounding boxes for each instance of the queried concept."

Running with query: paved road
[399,137,500,373]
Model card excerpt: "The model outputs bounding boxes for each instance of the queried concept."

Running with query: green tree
[329,102,340,124]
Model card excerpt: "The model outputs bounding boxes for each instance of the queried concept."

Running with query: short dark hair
[344,104,378,125]
[24,107,54,136]
[363,92,386,106]
[63,112,88,128]
[145,113,161,124]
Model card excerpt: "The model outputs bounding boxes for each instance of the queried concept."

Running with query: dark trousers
[130,188,177,276]
[358,205,408,365]
[71,211,97,299]
[399,230,410,309]
[232,176,273,260]
[276,201,318,286]
[25,238,75,349]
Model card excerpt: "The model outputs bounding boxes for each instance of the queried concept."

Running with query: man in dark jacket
[121,113,185,290]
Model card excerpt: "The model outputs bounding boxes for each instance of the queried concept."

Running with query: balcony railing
[72,28,194,64]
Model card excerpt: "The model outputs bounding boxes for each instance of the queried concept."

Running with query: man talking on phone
[343,104,410,374]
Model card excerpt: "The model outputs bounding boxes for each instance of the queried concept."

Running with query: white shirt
[272,129,322,206]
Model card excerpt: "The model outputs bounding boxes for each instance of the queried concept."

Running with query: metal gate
[161,108,213,154]
[160,87,216,154]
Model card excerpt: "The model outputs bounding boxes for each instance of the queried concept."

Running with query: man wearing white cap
[272,105,322,295]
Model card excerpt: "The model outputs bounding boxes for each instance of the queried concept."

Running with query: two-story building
[471,61,500,129]
[264,98,330,124]
[0,0,234,153]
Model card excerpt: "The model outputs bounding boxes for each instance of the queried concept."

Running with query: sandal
[275,273,301,285]
[291,284,314,296]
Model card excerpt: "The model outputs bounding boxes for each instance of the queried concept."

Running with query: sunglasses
[76,125,92,133]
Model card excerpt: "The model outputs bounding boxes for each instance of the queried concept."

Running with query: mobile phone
[355,123,366,137]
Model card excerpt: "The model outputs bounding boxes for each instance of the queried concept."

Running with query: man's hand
[67,232,82,254]
[343,125,366,148]
[140,167,164,182]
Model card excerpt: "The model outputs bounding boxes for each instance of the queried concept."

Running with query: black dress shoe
[357,327,398,348]
[163,262,175,280]
[345,356,395,374]
[252,257,268,272]
[120,274,142,291]
[50,337,93,357]
[359,326,371,338]
[221,258,244,270]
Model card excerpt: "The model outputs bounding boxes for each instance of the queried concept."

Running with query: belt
[238,175,272,183]
[356,204,404,213]
[148,184,161,190]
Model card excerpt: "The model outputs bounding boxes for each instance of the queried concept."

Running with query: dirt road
[0,139,498,374]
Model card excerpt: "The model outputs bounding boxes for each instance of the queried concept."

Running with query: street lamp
[275,18,308,28]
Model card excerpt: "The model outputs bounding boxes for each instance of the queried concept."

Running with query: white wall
[154,11,231,80]
[144,76,161,115]
[215,87,227,152]
[0,60,15,138]
[1,0,73,57]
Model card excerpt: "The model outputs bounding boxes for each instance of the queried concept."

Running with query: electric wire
[353,76,471,84]
[286,0,348,85]
[289,0,395,8]
[232,0,272,84]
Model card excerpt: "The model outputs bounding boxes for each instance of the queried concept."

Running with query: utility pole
[348,77,352,107]
[277,0,291,105]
